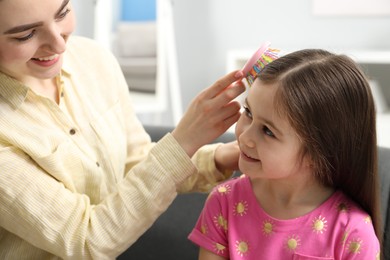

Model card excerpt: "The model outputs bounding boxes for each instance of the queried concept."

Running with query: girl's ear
[303,156,315,169]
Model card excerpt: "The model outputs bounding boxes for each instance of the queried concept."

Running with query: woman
[0,0,245,258]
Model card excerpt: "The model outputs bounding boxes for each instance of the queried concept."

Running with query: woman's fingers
[207,101,241,130]
[172,71,245,157]
[202,70,244,99]
[212,81,245,110]
[221,101,242,127]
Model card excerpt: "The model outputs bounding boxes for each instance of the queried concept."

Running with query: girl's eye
[57,8,71,20]
[263,126,275,138]
[243,106,252,119]
[15,30,35,42]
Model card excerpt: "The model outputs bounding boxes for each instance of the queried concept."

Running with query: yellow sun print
[364,215,372,224]
[235,240,249,256]
[262,220,274,236]
[337,202,350,213]
[234,200,249,216]
[213,213,228,231]
[286,234,301,252]
[217,184,231,195]
[341,230,350,244]
[214,243,226,254]
[347,238,363,254]
[201,224,208,234]
[312,215,327,234]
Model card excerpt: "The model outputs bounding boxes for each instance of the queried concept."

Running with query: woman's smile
[31,54,60,67]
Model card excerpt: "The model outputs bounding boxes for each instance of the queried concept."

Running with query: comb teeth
[246,47,281,86]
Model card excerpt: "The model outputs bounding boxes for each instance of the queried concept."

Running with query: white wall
[73,0,390,122]
[172,0,390,108]
[72,0,95,38]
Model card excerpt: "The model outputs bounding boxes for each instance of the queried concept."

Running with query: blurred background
[72,0,390,147]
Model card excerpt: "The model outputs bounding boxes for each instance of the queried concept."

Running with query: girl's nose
[238,125,256,149]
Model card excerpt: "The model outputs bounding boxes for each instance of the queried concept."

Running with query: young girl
[189,48,381,259]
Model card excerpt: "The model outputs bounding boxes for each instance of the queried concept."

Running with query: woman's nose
[42,26,67,54]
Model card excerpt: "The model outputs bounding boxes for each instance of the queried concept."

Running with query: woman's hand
[172,70,245,157]
[215,141,240,173]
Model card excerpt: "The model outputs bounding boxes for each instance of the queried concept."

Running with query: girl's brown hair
[258,49,381,244]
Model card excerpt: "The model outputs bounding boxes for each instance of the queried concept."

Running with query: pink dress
[189,176,380,259]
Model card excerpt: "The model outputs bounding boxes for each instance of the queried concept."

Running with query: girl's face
[0,0,75,84]
[235,80,311,181]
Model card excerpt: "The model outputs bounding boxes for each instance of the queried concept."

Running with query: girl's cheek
[235,116,245,140]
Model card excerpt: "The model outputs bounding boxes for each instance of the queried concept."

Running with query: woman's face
[0,0,75,84]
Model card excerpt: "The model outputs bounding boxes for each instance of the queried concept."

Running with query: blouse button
[96,162,100,167]
[69,128,76,135]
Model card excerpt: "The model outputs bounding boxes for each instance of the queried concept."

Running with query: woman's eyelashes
[15,30,36,42]
[13,7,71,42]
[57,8,71,21]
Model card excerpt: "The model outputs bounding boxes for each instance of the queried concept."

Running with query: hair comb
[241,42,281,86]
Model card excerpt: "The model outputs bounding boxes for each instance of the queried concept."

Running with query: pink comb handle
[241,41,271,75]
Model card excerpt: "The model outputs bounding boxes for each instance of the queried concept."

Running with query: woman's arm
[177,141,239,193]
[0,135,194,259]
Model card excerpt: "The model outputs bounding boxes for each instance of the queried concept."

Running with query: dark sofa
[119,125,390,260]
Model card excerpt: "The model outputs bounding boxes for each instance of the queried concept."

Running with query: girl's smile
[240,150,260,162]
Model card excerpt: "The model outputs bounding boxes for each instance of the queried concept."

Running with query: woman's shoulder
[63,36,123,86]
[67,35,109,54]
[64,36,117,69]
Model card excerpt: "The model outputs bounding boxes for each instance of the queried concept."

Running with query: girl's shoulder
[323,191,380,256]
[211,174,250,194]
[320,191,376,235]
[325,191,371,219]
[207,174,253,204]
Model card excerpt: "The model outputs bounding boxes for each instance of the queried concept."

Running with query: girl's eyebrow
[3,0,69,35]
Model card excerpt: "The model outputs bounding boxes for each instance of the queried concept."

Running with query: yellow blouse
[0,36,228,259]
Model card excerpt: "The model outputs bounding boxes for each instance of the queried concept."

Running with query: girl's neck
[251,177,335,220]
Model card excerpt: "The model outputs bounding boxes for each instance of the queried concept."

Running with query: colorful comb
[241,42,281,86]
